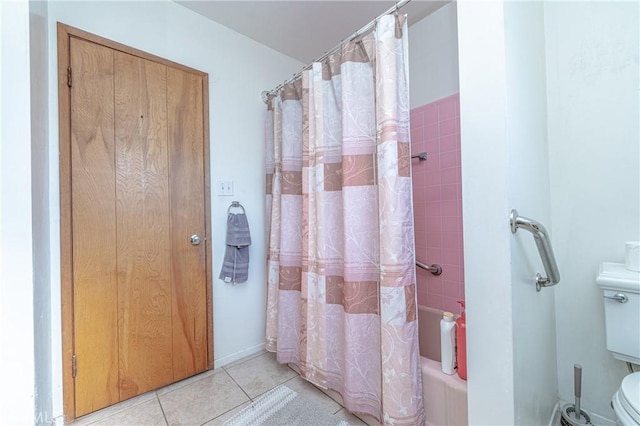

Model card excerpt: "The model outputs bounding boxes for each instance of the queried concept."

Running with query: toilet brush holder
[560,403,592,426]
[560,364,592,426]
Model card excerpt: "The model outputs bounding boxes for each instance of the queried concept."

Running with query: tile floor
[72,351,369,426]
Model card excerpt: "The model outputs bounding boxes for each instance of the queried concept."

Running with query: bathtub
[418,305,468,426]
[292,305,468,425]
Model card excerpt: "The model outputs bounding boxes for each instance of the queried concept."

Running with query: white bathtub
[418,305,468,426]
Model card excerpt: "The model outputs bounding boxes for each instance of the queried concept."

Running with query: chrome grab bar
[510,209,560,291]
[416,260,442,276]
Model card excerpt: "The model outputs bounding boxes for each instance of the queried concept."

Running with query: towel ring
[227,201,246,215]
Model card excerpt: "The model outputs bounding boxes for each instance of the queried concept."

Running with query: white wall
[409,2,459,108]
[457,2,515,423]
[46,0,303,419]
[458,1,559,423]
[0,1,36,424]
[545,2,639,420]
[460,2,639,423]
[30,1,52,424]
[504,3,558,424]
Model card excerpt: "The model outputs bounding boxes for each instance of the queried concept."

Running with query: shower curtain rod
[261,0,412,103]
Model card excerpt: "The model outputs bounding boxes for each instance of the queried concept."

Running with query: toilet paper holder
[510,209,561,291]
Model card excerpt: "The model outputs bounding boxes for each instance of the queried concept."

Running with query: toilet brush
[560,364,592,426]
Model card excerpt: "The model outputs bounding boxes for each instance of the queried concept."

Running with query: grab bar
[411,152,428,161]
[416,260,442,276]
[509,209,560,291]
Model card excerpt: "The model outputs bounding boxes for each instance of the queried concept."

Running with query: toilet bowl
[612,372,640,425]
[596,263,640,425]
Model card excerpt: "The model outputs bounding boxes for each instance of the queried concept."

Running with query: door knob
[190,234,201,246]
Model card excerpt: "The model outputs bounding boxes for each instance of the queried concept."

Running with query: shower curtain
[265,14,424,425]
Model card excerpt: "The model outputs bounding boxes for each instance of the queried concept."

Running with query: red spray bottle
[456,300,467,380]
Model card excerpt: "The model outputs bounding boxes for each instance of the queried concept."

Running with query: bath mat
[223,385,350,426]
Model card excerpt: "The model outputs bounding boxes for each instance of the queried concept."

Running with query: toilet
[596,262,640,425]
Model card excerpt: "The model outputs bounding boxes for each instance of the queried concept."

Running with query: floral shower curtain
[265,14,424,425]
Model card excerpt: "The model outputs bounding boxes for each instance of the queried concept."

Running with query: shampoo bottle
[440,311,456,375]
[456,301,467,380]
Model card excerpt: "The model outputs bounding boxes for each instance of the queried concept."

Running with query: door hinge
[67,66,72,88]
[72,354,77,378]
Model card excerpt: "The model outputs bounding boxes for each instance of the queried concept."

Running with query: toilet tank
[596,262,640,364]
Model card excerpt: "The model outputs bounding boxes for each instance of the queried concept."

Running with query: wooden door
[166,67,209,381]
[70,37,120,415]
[113,50,174,401]
[61,25,212,419]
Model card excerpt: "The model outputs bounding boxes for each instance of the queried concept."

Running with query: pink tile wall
[411,93,465,315]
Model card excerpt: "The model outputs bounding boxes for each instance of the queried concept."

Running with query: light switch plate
[217,180,234,196]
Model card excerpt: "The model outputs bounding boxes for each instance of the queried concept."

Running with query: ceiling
[176,1,449,64]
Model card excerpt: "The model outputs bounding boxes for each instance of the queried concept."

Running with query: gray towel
[219,245,250,283]
[219,212,251,284]
[225,213,251,246]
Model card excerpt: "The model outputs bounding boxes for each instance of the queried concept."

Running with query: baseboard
[214,342,266,368]
[549,401,561,426]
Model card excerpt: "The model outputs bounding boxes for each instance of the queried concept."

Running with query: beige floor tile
[224,352,297,399]
[283,376,342,415]
[71,391,158,426]
[201,401,251,425]
[334,408,368,425]
[156,369,217,396]
[158,369,249,425]
[92,398,166,426]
